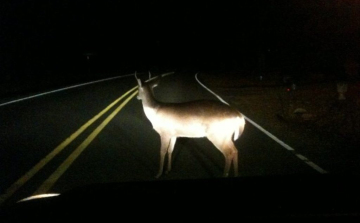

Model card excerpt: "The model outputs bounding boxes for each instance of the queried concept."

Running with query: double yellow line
[0,86,138,205]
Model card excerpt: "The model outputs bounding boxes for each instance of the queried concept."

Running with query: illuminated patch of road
[195,73,328,174]
[33,90,138,194]
[0,86,138,205]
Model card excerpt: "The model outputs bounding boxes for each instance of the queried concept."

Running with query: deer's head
[135,71,160,100]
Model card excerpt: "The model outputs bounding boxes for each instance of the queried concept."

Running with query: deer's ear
[134,71,142,87]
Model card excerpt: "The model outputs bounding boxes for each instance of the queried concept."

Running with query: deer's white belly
[154,123,207,137]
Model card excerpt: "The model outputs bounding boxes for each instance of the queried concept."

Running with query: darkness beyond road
[1,0,359,97]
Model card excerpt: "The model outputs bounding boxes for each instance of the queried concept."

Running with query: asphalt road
[0,72,318,205]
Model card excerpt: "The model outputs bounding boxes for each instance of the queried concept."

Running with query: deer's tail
[233,113,246,141]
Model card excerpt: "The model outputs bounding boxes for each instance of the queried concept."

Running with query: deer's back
[152,100,241,137]
[158,100,238,117]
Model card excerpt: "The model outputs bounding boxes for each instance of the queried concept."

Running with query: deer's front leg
[156,135,171,178]
[166,137,177,174]
[232,146,239,177]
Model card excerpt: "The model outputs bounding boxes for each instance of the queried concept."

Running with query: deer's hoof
[155,173,162,178]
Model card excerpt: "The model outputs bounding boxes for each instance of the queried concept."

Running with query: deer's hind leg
[229,141,238,177]
[208,135,238,177]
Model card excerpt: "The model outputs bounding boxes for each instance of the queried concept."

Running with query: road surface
[0,72,318,205]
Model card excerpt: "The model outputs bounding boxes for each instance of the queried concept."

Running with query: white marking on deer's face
[136,88,143,100]
[136,80,145,100]
[136,77,143,100]
[136,81,155,101]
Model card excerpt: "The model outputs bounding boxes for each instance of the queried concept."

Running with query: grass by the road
[199,72,360,175]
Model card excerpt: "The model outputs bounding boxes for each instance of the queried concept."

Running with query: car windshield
[1,0,359,209]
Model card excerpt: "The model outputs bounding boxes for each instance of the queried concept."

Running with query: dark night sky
[1,0,359,78]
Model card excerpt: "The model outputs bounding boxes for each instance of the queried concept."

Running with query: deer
[135,72,246,178]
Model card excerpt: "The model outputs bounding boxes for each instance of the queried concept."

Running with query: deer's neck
[141,87,161,121]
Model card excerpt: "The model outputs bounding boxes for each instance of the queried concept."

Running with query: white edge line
[295,154,308,161]
[295,154,327,174]
[17,193,60,203]
[161,71,175,78]
[195,73,230,105]
[195,73,327,174]
[0,73,135,107]
[306,161,328,174]
[132,71,174,83]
